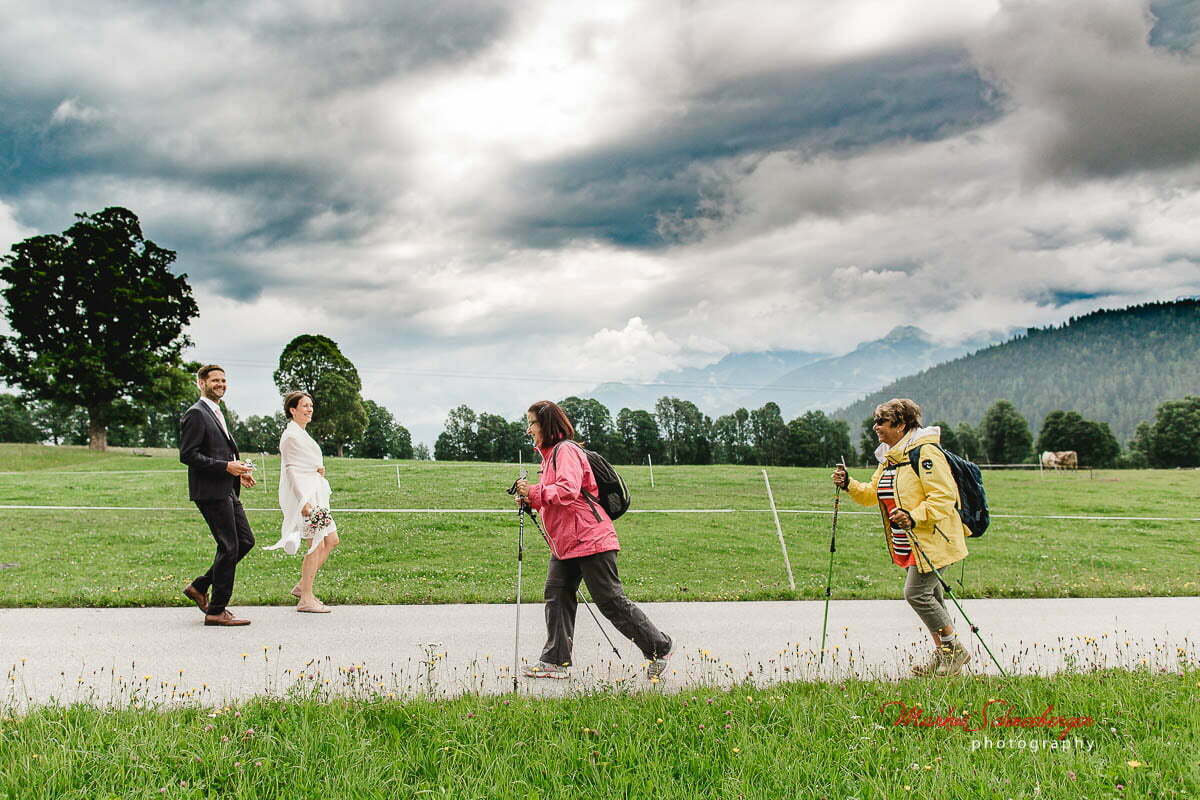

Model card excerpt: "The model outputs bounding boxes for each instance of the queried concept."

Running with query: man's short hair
[197,364,225,381]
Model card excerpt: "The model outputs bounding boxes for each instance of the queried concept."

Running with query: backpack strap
[549,441,602,522]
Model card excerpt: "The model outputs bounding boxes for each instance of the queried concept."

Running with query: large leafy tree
[615,408,662,465]
[434,404,478,461]
[1139,396,1200,468]
[312,372,369,457]
[351,400,413,460]
[0,207,199,450]
[712,408,752,464]
[474,412,516,462]
[273,334,367,456]
[749,402,788,466]
[558,396,615,453]
[785,410,851,467]
[982,399,1033,464]
[655,396,710,464]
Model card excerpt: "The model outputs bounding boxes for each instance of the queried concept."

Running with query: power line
[216,358,880,395]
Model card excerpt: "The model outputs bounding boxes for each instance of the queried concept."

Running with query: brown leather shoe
[204,610,250,627]
[183,584,208,613]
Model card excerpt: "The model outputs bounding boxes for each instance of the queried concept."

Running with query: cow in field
[1040,450,1079,469]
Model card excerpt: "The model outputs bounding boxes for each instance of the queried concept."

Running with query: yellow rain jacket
[847,427,968,572]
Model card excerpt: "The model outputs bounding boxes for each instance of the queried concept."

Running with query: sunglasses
[873,417,893,426]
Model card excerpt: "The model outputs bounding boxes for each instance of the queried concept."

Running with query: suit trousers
[193,494,255,616]
[539,550,671,667]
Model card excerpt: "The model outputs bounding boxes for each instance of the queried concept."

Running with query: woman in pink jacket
[514,400,672,680]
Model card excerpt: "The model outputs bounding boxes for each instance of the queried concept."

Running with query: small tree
[982,400,1033,464]
[0,394,43,442]
[0,207,199,450]
[233,413,287,453]
[956,422,981,462]
[932,420,960,454]
[859,417,876,466]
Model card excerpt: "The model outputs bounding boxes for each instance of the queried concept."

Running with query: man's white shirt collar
[200,396,230,437]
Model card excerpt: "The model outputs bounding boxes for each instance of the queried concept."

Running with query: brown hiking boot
[912,643,971,677]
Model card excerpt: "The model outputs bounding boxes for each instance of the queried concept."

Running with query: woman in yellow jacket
[832,398,970,676]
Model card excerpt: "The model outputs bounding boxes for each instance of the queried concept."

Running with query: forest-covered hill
[834,299,1200,443]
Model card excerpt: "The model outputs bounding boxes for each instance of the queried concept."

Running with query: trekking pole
[909,532,1006,676]
[528,509,622,660]
[512,467,528,691]
[819,457,846,668]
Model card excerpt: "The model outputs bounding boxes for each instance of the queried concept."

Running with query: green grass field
[2,669,1196,798]
[1,444,1197,607]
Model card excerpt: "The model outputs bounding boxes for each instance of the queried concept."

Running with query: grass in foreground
[1,669,1196,799]
[0,444,1197,606]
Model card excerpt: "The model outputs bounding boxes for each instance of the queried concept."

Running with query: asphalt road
[2,596,1196,707]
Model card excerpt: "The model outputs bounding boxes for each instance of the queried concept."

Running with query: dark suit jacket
[179,400,241,502]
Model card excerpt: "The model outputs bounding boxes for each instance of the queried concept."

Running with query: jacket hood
[875,425,942,464]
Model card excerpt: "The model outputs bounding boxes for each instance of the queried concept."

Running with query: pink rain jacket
[528,440,620,560]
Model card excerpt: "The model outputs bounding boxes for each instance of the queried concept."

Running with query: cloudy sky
[3,0,1199,445]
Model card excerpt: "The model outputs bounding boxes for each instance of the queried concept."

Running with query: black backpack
[551,441,631,521]
[905,443,990,538]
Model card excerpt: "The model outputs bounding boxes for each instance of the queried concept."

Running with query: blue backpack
[906,444,990,537]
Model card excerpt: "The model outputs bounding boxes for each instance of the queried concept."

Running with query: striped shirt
[878,466,916,568]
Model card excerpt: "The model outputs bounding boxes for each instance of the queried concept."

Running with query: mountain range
[585,325,1005,420]
[833,299,1200,442]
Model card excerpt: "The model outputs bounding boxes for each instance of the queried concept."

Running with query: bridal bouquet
[304,506,333,534]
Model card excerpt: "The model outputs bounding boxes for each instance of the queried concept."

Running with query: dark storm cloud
[974,0,1200,180]
[0,0,514,297]
[497,47,998,248]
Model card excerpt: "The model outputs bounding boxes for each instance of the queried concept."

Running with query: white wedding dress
[264,420,337,556]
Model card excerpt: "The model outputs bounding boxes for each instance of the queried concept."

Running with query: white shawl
[264,420,333,555]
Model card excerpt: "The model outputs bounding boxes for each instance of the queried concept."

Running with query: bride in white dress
[263,391,340,613]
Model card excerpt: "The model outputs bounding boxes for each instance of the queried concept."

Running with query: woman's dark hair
[283,391,313,421]
[527,400,574,446]
[875,398,922,432]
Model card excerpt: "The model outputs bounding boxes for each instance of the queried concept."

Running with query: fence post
[761,469,796,591]
[647,453,655,488]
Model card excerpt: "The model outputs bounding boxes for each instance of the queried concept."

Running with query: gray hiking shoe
[646,652,671,682]
[912,643,970,677]
[523,661,571,680]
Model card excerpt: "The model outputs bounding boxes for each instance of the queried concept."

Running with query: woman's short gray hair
[875,398,922,431]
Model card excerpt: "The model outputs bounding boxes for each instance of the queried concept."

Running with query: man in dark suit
[180,364,257,626]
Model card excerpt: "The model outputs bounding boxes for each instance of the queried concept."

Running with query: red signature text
[879,699,1094,739]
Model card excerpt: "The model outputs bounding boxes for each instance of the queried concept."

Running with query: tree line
[433,396,853,467]
[849,397,1199,468]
